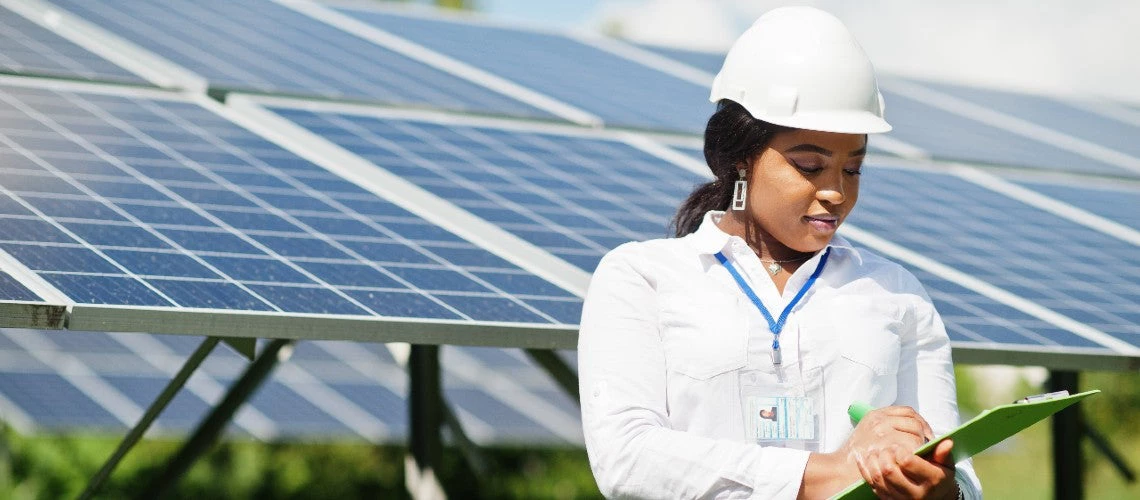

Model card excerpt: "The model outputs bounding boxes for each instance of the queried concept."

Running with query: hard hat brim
[757,109,893,135]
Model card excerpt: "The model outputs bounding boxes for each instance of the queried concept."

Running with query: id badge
[740,365,825,451]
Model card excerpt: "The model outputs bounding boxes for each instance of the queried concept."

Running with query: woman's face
[745,128,866,253]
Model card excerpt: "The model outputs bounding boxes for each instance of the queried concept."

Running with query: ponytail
[670,100,789,237]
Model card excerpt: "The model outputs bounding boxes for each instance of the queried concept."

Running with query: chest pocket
[834,296,902,410]
[659,291,749,380]
[835,296,903,376]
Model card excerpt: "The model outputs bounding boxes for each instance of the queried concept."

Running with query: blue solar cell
[252,235,351,259]
[117,203,215,226]
[849,165,1140,348]
[338,7,711,133]
[81,179,172,201]
[881,87,1129,176]
[244,285,368,315]
[0,373,122,428]
[20,195,129,221]
[338,240,437,265]
[0,218,76,243]
[206,209,301,232]
[0,194,33,216]
[160,229,264,254]
[149,279,275,310]
[436,294,550,323]
[0,172,86,195]
[1014,180,1140,233]
[0,8,145,83]
[200,256,315,284]
[0,271,40,301]
[42,274,170,306]
[386,267,491,293]
[295,262,403,288]
[62,222,171,248]
[347,290,462,320]
[519,298,584,325]
[48,0,551,119]
[914,79,1140,164]
[2,244,120,274]
[471,271,576,297]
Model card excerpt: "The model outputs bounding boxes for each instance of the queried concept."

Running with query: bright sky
[473,0,1140,105]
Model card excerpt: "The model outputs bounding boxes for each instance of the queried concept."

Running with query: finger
[931,439,956,468]
[884,416,928,443]
[895,453,949,496]
[876,406,935,441]
[877,452,920,500]
[898,451,942,482]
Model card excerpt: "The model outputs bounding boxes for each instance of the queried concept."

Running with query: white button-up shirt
[579,212,982,499]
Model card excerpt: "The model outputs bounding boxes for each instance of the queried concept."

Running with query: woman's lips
[804,214,838,232]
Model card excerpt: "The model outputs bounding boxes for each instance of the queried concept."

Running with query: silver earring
[731,169,747,210]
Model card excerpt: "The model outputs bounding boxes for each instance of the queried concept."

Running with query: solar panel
[1011,179,1140,232]
[261,102,706,272]
[43,0,553,119]
[879,78,1140,177]
[0,269,40,302]
[0,4,146,84]
[849,163,1140,350]
[334,6,712,133]
[911,79,1140,166]
[0,79,581,344]
[0,329,582,443]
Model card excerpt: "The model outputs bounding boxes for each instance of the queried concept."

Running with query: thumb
[931,439,956,467]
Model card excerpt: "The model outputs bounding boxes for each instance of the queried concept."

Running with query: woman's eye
[844,167,863,175]
[793,162,823,173]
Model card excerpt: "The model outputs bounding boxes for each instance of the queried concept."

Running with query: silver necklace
[759,256,811,276]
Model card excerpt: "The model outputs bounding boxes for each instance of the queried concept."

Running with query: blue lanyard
[714,247,831,364]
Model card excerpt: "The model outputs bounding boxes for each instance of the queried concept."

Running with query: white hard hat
[710,6,891,134]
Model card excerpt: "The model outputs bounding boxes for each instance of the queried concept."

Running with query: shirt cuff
[751,447,811,500]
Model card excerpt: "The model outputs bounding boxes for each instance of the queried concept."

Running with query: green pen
[847,401,874,425]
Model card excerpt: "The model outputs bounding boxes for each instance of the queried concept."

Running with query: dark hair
[670,100,790,237]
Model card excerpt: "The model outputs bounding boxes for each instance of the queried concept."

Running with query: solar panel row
[0,329,580,443]
[0,80,581,327]
[0,3,146,84]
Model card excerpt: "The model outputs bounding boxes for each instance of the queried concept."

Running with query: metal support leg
[440,401,488,477]
[525,349,580,405]
[1049,370,1082,500]
[139,339,293,499]
[407,345,446,500]
[80,337,220,499]
[1081,420,1136,482]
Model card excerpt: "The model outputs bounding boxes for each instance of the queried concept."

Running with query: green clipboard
[832,389,1100,499]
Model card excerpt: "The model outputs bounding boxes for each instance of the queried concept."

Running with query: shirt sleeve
[578,243,809,499]
[895,271,983,500]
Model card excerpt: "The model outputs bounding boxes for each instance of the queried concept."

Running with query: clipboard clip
[1014,390,1069,404]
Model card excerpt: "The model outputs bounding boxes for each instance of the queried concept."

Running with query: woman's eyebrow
[785,144,867,156]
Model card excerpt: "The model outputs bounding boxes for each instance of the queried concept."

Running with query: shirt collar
[686,210,863,265]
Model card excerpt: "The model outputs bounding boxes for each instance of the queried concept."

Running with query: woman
[578,7,983,499]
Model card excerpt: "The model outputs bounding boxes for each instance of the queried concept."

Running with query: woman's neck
[716,211,813,264]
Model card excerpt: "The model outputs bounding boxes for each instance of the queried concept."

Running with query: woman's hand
[856,438,959,499]
[841,406,958,499]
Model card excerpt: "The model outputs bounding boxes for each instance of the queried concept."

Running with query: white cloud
[587,0,1140,104]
